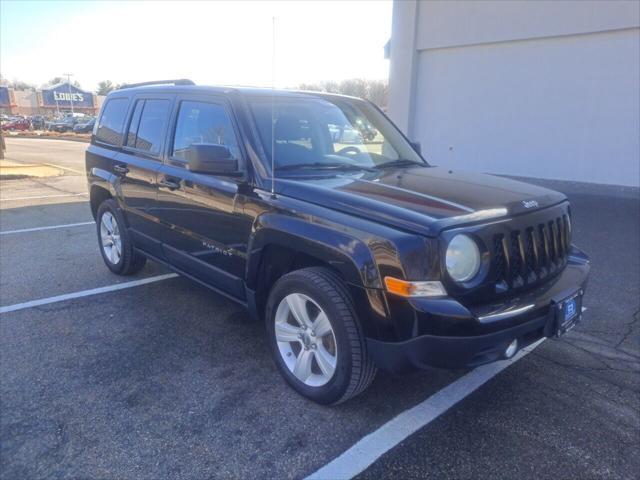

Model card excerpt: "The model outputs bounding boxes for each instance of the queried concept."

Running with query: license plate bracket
[553,290,583,337]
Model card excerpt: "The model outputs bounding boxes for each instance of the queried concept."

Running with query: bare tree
[337,79,368,99]
[46,76,64,86]
[296,78,388,108]
[10,80,35,91]
[96,80,117,96]
[43,77,81,88]
[0,75,35,91]
[364,79,388,109]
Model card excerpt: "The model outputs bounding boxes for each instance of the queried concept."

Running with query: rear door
[88,95,130,205]
[116,94,174,256]
[155,95,252,299]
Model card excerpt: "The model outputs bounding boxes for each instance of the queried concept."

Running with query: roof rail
[118,79,195,89]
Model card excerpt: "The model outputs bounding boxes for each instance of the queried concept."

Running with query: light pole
[64,73,74,115]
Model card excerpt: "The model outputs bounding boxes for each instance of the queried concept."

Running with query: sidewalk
[0,158,64,179]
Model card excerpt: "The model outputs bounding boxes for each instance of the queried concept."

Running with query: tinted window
[249,97,423,171]
[129,99,171,154]
[172,101,240,161]
[96,98,129,145]
[126,100,144,147]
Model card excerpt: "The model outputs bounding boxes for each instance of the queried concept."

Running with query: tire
[96,198,146,275]
[265,267,377,404]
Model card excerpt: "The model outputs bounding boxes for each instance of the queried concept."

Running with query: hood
[275,166,567,237]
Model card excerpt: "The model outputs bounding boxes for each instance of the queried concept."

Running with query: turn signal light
[384,277,447,298]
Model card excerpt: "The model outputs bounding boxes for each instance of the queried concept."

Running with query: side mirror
[185,143,241,176]
[410,141,422,155]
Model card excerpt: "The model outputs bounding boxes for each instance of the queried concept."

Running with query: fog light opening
[504,339,518,359]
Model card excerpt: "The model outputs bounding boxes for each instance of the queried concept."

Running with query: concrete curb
[5,133,90,144]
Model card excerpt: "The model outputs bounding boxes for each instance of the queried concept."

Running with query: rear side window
[172,101,241,161]
[96,98,129,145]
[126,100,144,147]
[126,99,171,154]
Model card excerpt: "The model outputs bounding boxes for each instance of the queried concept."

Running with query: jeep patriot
[86,79,590,404]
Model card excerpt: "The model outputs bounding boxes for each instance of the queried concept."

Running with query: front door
[117,95,174,256]
[155,97,252,299]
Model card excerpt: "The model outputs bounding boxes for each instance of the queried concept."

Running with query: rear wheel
[96,199,146,275]
[265,267,377,404]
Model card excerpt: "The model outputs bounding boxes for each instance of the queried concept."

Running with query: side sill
[134,248,249,309]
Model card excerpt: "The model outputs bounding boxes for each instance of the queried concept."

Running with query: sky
[0,0,392,92]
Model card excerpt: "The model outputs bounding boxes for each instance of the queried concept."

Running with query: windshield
[248,96,426,173]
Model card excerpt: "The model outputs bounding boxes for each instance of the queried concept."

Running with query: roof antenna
[270,15,277,199]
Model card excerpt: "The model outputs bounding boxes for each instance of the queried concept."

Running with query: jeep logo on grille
[522,199,539,209]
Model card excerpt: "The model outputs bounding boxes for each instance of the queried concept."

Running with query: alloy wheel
[100,211,122,265]
[274,293,338,387]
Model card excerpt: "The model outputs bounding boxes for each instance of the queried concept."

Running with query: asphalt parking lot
[1,137,638,480]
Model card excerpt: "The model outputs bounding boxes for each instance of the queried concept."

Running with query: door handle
[159,177,181,190]
[113,164,129,175]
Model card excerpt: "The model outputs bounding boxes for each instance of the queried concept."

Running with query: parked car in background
[44,118,58,130]
[328,123,364,144]
[73,117,96,133]
[49,116,81,132]
[1,118,30,131]
[30,115,45,130]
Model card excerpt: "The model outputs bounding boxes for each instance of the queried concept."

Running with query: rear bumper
[366,246,590,372]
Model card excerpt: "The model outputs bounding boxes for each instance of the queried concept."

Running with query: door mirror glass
[185,143,240,175]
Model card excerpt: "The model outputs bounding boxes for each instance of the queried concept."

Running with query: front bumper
[366,246,590,372]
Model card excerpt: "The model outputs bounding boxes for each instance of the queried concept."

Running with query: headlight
[445,234,481,282]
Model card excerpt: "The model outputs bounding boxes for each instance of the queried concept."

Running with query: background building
[0,83,105,117]
[388,0,640,187]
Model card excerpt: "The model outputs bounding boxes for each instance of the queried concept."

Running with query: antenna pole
[271,16,277,199]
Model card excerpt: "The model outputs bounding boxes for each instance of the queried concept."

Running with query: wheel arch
[89,184,113,219]
[245,213,384,328]
[246,214,381,290]
[88,167,118,219]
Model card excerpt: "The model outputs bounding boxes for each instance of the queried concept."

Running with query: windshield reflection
[249,96,426,174]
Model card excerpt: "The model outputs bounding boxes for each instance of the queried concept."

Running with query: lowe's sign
[41,83,93,108]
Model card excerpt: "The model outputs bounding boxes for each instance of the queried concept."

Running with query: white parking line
[305,339,545,480]
[0,221,95,235]
[0,273,179,314]
[0,192,87,201]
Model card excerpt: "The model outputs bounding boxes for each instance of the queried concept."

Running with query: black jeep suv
[86,79,590,404]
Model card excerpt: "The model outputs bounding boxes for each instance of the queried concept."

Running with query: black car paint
[86,85,590,372]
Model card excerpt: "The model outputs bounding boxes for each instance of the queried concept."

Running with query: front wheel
[96,199,146,275]
[265,267,377,404]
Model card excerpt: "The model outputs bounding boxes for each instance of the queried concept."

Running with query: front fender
[246,212,382,290]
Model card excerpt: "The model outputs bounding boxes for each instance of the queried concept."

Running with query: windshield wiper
[376,159,425,169]
[276,162,373,172]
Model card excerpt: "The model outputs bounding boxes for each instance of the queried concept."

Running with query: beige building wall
[12,90,39,116]
[389,0,640,186]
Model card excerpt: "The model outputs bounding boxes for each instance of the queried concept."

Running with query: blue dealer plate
[564,298,578,322]
[556,292,582,336]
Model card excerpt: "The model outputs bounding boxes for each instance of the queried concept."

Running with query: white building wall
[389,0,640,187]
